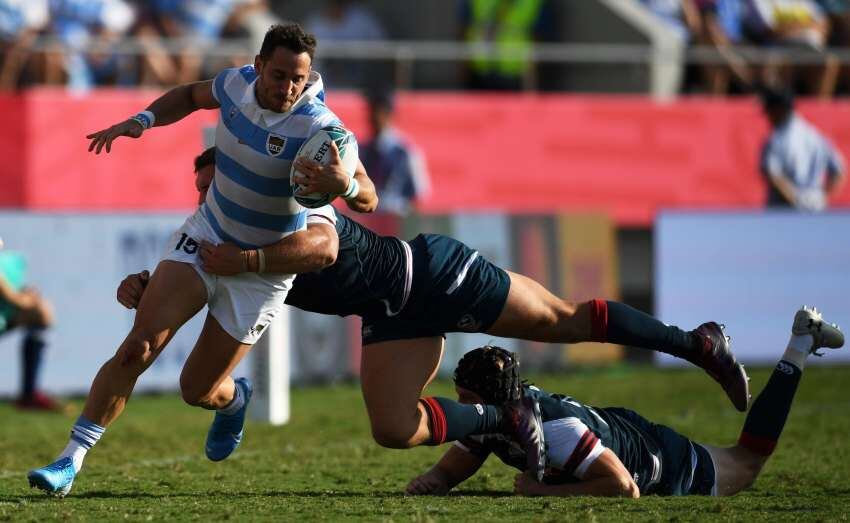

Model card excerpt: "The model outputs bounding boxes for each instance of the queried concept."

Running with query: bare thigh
[179,312,253,409]
[485,271,589,343]
[360,337,444,447]
[701,444,766,497]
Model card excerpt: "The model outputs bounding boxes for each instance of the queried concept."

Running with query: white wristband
[130,110,156,130]
[342,177,360,200]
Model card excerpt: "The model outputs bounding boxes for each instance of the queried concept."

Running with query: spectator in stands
[743,0,838,98]
[640,0,703,43]
[760,86,846,210]
[0,0,49,91]
[458,0,554,91]
[45,0,136,90]
[304,0,386,88]
[694,0,755,94]
[360,89,430,216]
[0,251,59,411]
[132,0,247,86]
[815,0,850,94]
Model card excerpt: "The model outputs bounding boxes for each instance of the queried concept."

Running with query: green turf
[2,365,849,522]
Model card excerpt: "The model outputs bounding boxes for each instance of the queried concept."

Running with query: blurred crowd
[642,0,850,97]
[1,0,850,96]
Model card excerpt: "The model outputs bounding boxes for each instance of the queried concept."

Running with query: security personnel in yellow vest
[459,0,552,90]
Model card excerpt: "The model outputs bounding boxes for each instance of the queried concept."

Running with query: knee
[33,299,54,328]
[116,328,158,370]
[370,423,418,449]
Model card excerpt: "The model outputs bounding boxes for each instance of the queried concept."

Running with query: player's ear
[254,55,263,74]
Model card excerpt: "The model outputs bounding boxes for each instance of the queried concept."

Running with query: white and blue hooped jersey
[206,65,342,249]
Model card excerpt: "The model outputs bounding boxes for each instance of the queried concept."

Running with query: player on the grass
[118,145,751,485]
[27,23,378,497]
[405,307,844,497]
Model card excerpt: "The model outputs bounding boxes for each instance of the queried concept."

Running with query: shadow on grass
[3,488,513,503]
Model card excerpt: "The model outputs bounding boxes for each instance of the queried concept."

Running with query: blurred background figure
[458,0,554,91]
[45,0,136,90]
[0,251,58,411]
[693,0,755,94]
[743,0,838,98]
[816,0,850,94]
[132,0,253,87]
[760,86,846,210]
[640,0,702,44]
[360,89,430,217]
[304,0,386,88]
[0,0,49,91]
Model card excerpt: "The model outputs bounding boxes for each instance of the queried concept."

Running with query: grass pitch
[1,365,849,522]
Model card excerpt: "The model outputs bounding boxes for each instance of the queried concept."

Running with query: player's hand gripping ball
[290,126,358,208]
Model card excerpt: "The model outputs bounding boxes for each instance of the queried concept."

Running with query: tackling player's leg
[486,270,750,411]
[361,335,547,481]
[27,260,207,497]
[699,306,843,496]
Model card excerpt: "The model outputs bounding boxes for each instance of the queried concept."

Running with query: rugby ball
[290,125,359,208]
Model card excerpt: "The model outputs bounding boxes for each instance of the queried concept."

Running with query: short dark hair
[365,88,395,113]
[453,346,523,404]
[259,23,317,61]
[758,85,794,112]
[194,147,216,172]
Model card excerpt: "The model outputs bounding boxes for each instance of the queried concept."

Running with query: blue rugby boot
[27,456,76,497]
[205,377,253,462]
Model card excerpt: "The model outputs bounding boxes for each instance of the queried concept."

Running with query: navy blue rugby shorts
[361,234,511,345]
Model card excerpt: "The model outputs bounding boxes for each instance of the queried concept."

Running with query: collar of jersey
[240,70,324,127]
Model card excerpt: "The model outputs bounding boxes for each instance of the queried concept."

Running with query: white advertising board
[0,213,251,395]
[656,212,850,366]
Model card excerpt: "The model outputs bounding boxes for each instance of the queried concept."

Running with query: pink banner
[2,89,849,225]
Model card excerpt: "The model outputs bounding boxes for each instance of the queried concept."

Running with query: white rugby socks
[58,416,106,473]
[217,382,245,416]
[782,333,813,370]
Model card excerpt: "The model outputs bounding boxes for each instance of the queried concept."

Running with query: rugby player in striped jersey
[406,312,842,498]
[27,23,375,497]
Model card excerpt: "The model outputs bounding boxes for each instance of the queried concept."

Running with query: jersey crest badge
[266,133,287,156]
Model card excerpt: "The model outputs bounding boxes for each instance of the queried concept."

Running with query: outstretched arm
[200,221,339,277]
[514,449,639,498]
[87,80,219,154]
[406,445,487,495]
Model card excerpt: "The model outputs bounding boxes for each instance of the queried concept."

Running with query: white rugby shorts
[161,208,294,345]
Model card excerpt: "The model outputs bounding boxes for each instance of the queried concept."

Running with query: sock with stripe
[217,381,244,416]
[59,415,106,473]
[738,334,809,456]
[419,397,503,445]
[589,299,700,359]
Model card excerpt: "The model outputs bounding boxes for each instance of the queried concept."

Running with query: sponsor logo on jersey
[776,361,796,375]
[267,133,286,156]
[457,314,482,332]
[249,323,267,337]
[474,404,484,416]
